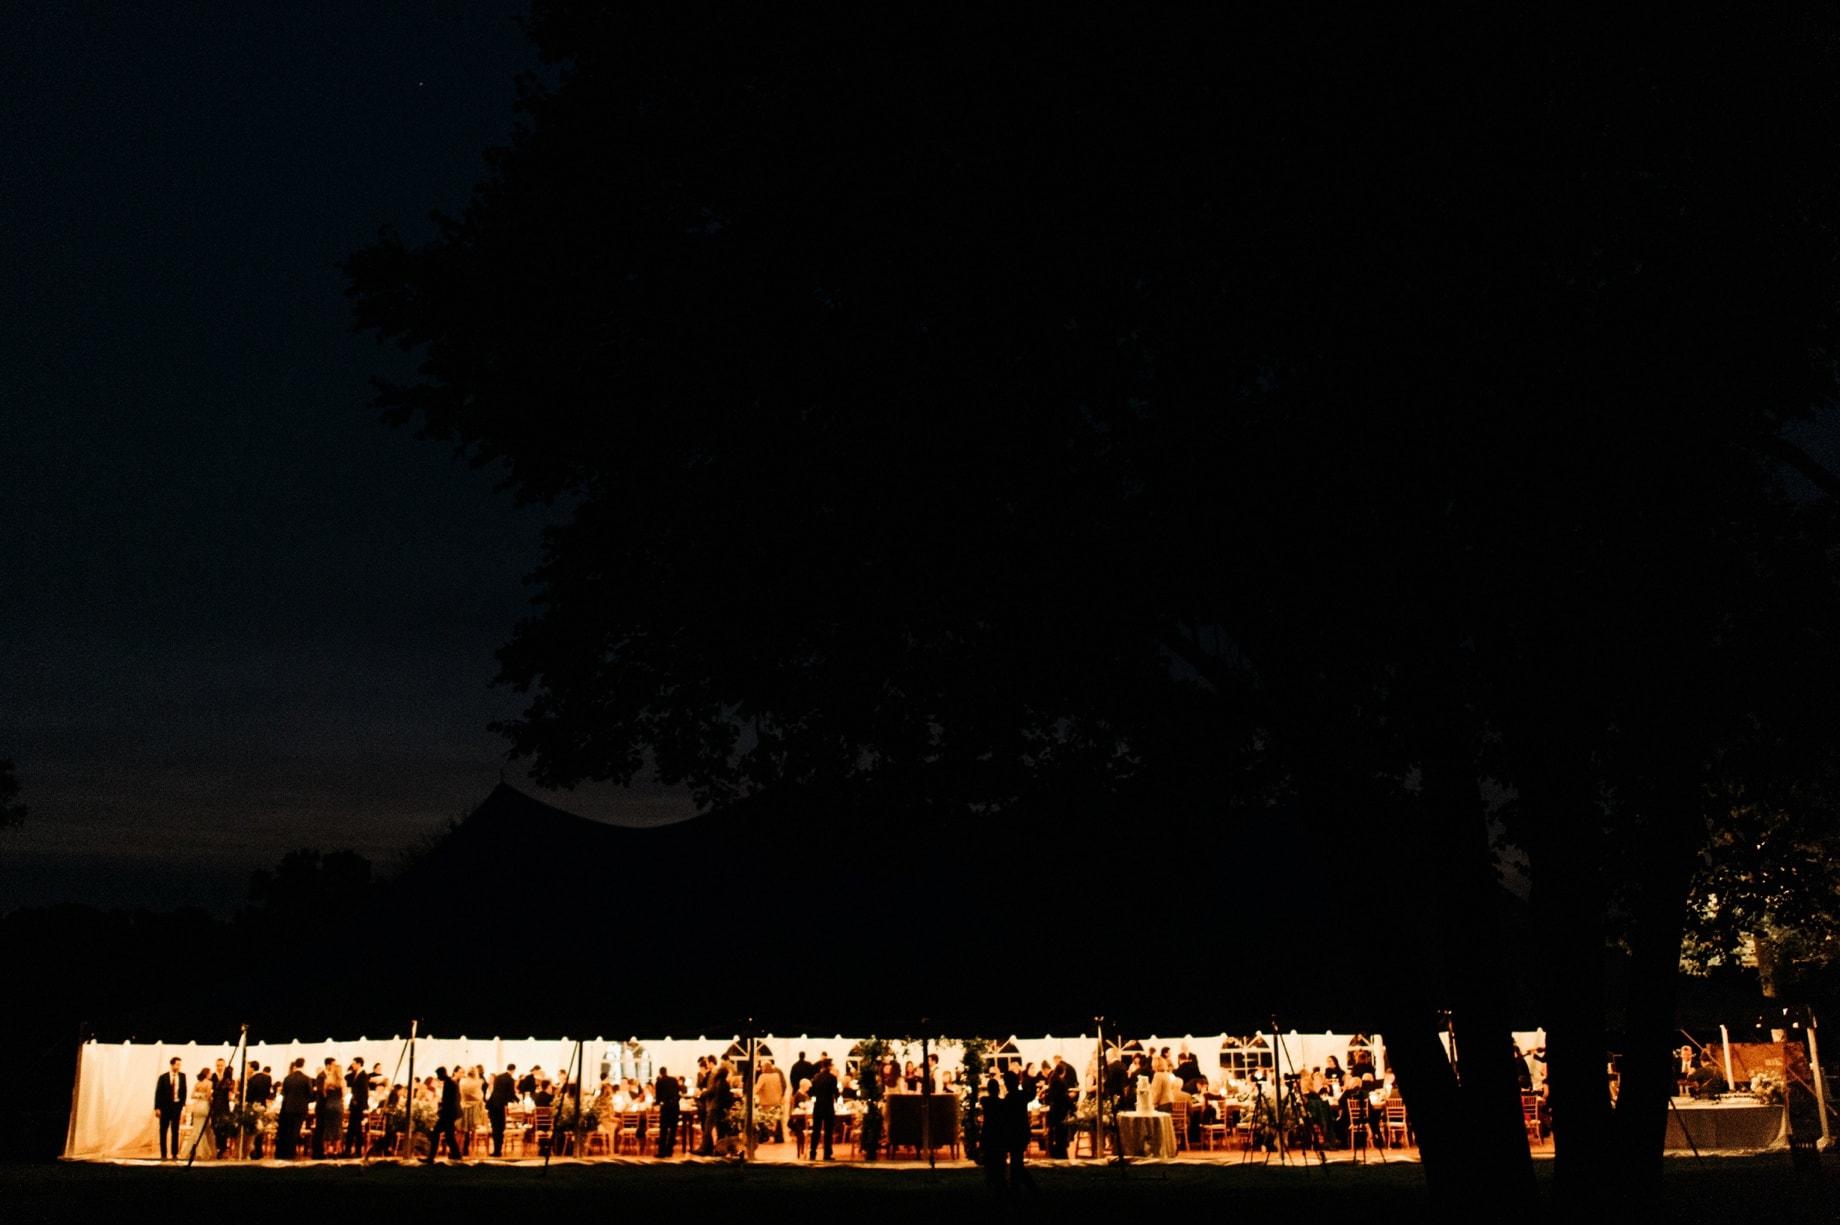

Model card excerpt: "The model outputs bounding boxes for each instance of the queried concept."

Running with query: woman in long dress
[317,1060,345,1157]
[460,1065,487,1147]
[189,1070,218,1160]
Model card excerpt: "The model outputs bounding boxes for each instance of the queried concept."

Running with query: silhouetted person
[1689,1057,1727,1098]
[487,1064,517,1156]
[344,1058,369,1156]
[312,1058,343,1158]
[655,1068,681,1157]
[211,1069,236,1158]
[980,1076,1006,1194]
[244,1065,273,1158]
[1045,1056,1077,1158]
[426,1067,464,1162]
[1002,1070,1039,1196]
[153,1057,185,1160]
[808,1059,839,1161]
[276,1059,313,1159]
[788,1052,815,1097]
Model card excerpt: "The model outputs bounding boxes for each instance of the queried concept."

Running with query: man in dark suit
[808,1059,839,1161]
[427,1066,464,1163]
[788,1052,816,1097]
[486,1065,517,1156]
[1045,1056,1077,1158]
[244,1064,273,1158]
[516,1065,540,1098]
[654,1067,681,1157]
[153,1058,186,1159]
[344,1057,370,1156]
[693,1057,717,1156]
[276,1059,313,1159]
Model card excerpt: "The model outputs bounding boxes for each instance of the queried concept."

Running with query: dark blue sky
[1,3,692,913]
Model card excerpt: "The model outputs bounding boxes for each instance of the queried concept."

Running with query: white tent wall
[68,1040,240,1160]
[1143,1032,1387,1083]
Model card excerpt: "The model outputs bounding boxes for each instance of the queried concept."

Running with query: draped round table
[1663,1099,1786,1151]
[1115,1110,1177,1158]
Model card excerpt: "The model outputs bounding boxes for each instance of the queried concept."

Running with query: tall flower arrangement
[855,1037,889,1159]
[956,1037,994,1160]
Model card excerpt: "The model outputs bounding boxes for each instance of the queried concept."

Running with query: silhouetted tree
[348,6,1840,1215]
[244,848,374,948]
[0,759,25,828]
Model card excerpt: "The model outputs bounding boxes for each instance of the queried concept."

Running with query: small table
[1664,1100,1785,1151]
[1116,1110,1177,1158]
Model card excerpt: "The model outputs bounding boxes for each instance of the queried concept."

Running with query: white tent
[65,1027,1460,1159]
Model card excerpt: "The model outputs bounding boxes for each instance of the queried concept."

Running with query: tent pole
[1094,1017,1110,1165]
[744,1024,757,1163]
[547,1037,581,1168]
[573,1037,584,1155]
[405,1019,418,1161]
[921,1029,932,1169]
[236,1024,250,1162]
[1808,1012,1831,1150]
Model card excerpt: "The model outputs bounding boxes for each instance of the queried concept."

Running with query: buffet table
[1663,1099,1786,1151]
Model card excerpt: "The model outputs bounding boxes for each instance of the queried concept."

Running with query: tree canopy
[348,5,1840,1213]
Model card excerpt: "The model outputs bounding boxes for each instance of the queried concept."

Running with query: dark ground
[5,1154,1834,1225]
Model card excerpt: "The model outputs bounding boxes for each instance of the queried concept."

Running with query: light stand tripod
[1273,1023,1325,1169]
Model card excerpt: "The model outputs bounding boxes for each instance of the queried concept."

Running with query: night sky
[2,3,693,914]
[8,7,1840,921]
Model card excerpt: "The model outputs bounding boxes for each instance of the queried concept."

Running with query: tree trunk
[1607,812,1701,1205]
[1418,726,1539,1218]
[1527,781,1614,1207]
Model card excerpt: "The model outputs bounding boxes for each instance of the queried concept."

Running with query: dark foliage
[340,5,1840,1216]
[0,759,25,829]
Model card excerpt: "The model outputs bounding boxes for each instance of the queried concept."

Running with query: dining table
[1114,1109,1177,1158]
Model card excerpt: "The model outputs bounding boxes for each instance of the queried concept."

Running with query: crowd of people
[151,1039,1502,1164]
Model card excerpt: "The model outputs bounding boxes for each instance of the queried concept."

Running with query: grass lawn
[3,1153,1832,1224]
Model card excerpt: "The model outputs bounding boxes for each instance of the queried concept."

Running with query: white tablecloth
[1116,1110,1176,1157]
[1663,1100,1786,1151]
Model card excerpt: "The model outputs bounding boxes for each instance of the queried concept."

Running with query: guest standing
[1002,1071,1038,1196]
[344,1058,369,1156]
[1045,1056,1077,1159]
[427,1067,464,1162]
[756,1058,787,1143]
[788,1052,816,1097]
[655,1068,681,1158]
[808,1059,839,1161]
[153,1058,186,1160]
[211,1068,236,1158]
[244,1064,273,1158]
[487,1065,517,1157]
[460,1065,486,1153]
[314,1058,344,1158]
[189,1070,217,1160]
[980,1077,1006,1193]
[276,1059,312,1159]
